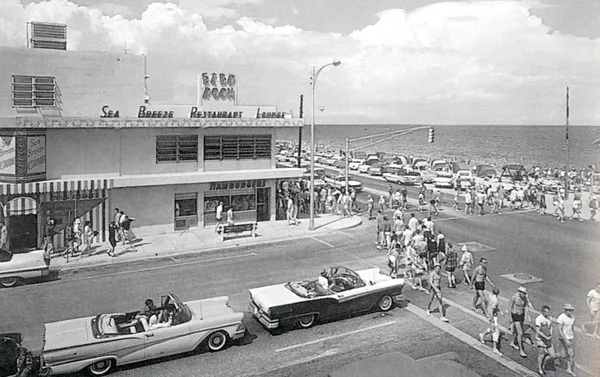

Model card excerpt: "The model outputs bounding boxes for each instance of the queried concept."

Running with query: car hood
[1,250,48,274]
[249,284,302,310]
[44,317,95,351]
[185,296,236,318]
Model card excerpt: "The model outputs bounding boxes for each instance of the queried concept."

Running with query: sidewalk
[50,213,362,271]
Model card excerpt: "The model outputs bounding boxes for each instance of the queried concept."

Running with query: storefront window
[175,193,198,230]
[231,194,256,212]
[204,195,230,214]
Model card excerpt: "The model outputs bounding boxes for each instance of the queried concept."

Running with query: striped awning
[6,196,37,215]
[0,179,114,196]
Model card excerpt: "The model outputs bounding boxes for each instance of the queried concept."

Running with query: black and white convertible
[249,266,404,330]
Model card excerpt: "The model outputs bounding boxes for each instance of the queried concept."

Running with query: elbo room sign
[202,73,236,102]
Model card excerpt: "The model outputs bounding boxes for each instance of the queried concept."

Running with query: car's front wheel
[298,314,316,329]
[0,277,20,288]
[207,331,229,352]
[88,359,114,376]
[378,295,394,312]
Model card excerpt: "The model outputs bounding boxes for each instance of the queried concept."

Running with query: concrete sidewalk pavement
[50,213,362,271]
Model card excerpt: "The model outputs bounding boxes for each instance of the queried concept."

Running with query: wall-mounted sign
[0,137,16,175]
[189,107,243,119]
[101,105,120,118]
[209,180,266,191]
[256,107,288,119]
[202,73,236,102]
[26,136,46,174]
[138,106,174,118]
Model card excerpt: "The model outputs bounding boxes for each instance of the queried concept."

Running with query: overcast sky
[2,0,599,125]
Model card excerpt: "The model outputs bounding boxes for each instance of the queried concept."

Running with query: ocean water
[276,125,600,170]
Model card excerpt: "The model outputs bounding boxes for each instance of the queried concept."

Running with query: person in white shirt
[535,305,556,376]
[479,287,502,355]
[556,303,577,376]
[214,202,224,233]
[408,213,419,232]
[585,284,600,336]
[226,207,235,225]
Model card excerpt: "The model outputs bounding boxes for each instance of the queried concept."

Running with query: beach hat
[461,245,468,252]
[563,303,575,311]
[517,286,527,293]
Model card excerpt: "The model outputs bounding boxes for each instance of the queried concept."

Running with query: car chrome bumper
[248,302,279,329]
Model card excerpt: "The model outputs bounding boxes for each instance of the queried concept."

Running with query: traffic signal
[428,127,435,143]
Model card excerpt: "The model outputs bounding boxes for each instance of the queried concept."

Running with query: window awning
[0,178,114,196]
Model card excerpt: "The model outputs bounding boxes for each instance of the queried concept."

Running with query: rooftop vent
[27,22,67,50]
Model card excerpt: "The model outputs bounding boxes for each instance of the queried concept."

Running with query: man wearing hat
[509,286,536,358]
[426,263,449,322]
[557,303,576,376]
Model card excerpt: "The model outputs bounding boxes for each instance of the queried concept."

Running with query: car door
[143,322,192,360]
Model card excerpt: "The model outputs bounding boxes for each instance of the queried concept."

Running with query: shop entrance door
[256,188,270,222]
[8,214,37,251]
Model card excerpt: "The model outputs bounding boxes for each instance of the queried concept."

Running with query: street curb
[57,217,364,273]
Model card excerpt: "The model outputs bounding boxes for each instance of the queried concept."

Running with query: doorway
[8,214,37,251]
[256,188,270,222]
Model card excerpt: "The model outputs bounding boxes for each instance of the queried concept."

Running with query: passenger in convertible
[147,304,176,330]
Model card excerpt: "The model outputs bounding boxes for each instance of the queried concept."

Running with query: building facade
[0,31,303,251]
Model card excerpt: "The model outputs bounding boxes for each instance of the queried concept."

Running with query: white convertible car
[0,248,57,288]
[249,266,404,331]
[39,294,245,376]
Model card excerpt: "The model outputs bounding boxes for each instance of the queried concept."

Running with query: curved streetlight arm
[309,60,341,231]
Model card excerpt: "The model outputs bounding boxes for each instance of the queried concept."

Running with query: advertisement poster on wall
[27,136,46,174]
[0,137,16,175]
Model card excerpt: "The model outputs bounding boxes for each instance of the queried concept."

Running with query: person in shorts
[214,201,224,233]
[459,245,473,286]
[509,286,536,358]
[471,258,495,317]
[535,305,556,376]
[557,303,577,376]
[479,287,502,355]
[584,283,600,336]
[444,243,458,288]
[426,263,449,322]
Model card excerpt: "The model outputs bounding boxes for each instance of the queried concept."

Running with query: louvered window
[12,76,56,107]
[204,135,271,160]
[156,135,198,163]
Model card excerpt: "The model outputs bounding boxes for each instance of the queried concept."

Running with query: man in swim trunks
[509,286,536,358]
[471,257,495,317]
[536,305,556,376]
[479,287,502,355]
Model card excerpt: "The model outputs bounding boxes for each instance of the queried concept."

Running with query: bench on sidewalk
[217,222,258,241]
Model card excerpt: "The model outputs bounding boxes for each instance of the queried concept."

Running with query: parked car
[383,167,422,186]
[433,175,454,188]
[348,159,365,170]
[453,170,475,190]
[249,266,404,330]
[1,333,39,377]
[474,164,497,179]
[358,156,380,173]
[367,163,384,176]
[322,175,363,192]
[39,294,245,376]
[302,172,326,190]
[0,248,57,288]
[419,169,437,184]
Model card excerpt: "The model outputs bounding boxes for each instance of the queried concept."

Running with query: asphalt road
[1,170,599,377]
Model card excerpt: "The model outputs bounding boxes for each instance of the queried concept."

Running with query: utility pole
[297,95,303,168]
[565,86,570,195]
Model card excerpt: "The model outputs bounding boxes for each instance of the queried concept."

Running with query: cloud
[0,0,598,124]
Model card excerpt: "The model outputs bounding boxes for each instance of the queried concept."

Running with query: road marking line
[63,253,257,282]
[275,321,397,352]
[169,256,178,262]
[335,230,358,239]
[404,303,540,377]
[311,236,335,248]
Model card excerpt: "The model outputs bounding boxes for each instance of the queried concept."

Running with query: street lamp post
[310,60,341,231]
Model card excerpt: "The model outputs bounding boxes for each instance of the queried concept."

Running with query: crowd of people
[365,187,600,376]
